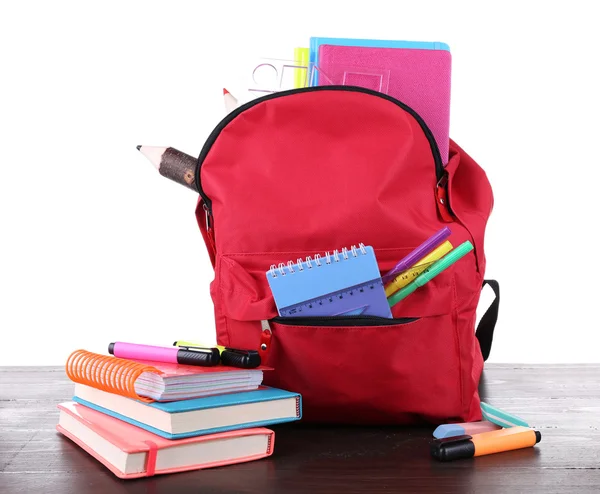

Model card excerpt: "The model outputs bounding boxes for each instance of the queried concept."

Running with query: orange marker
[430,426,541,461]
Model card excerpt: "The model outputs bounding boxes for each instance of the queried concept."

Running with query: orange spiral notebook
[57,401,274,479]
[66,350,267,402]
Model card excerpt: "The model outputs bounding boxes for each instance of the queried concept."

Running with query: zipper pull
[259,320,273,362]
[203,203,211,230]
[436,174,453,222]
[200,201,217,266]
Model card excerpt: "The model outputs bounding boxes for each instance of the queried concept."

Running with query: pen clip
[226,348,257,356]
[178,345,214,353]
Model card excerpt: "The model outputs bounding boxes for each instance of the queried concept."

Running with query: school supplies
[384,240,453,296]
[66,350,264,402]
[315,40,452,164]
[223,88,238,113]
[72,384,301,439]
[57,401,275,479]
[433,420,502,439]
[137,145,198,192]
[172,341,261,369]
[293,47,309,88]
[266,244,392,318]
[480,402,530,428]
[388,241,473,307]
[430,426,541,462]
[382,227,451,284]
[109,341,219,367]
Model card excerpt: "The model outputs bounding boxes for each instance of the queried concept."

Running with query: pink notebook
[56,402,274,479]
[317,45,451,164]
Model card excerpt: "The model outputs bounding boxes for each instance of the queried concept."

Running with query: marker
[173,341,261,369]
[433,420,502,439]
[381,227,451,284]
[480,402,530,428]
[137,146,198,192]
[385,241,453,297]
[223,88,238,113]
[109,342,220,367]
[293,47,309,88]
[388,241,474,307]
[431,426,541,461]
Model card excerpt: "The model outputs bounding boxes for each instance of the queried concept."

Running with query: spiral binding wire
[269,243,367,278]
[65,350,162,403]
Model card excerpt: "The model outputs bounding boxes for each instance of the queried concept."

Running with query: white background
[1,1,598,365]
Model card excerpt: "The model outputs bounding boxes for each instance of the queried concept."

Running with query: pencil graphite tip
[223,88,229,95]
[136,145,141,151]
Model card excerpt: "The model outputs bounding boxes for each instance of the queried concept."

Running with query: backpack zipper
[195,85,445,220]
[271,315,418,327]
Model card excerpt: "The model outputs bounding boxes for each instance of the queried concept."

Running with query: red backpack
[194,86,499,424]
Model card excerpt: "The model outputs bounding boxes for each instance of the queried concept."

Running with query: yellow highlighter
[385,241,453,297]
[293,47,309,88]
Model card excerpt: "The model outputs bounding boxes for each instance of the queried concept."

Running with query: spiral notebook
[266,244,392,318]
[65,350,265,402]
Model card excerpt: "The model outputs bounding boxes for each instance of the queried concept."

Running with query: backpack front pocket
[264,313,464,424]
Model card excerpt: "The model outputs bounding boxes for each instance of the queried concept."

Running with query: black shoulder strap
[475,279,500,361]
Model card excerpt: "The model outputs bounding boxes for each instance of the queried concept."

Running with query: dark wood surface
[1,365,600,493]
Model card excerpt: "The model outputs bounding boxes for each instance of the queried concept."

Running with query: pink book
[56,402,274,479]
[317,44,451,164]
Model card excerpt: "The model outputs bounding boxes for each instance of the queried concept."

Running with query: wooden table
[1,365,599,493]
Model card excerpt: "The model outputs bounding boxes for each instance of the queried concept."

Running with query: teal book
[73,384,301,440]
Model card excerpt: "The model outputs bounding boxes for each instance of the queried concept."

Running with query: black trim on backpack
[195,85,444,216]
[475,279,500,361]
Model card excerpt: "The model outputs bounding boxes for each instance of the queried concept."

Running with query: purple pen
[381,227,452,284]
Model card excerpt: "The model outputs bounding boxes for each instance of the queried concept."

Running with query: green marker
[388,241,474,308]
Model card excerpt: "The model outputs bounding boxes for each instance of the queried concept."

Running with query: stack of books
[57,347,301,479]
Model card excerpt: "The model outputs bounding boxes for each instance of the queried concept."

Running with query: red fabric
[196,89,493,424]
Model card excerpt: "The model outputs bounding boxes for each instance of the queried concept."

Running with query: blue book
[309,37,450,83]
[266,244,392,318]
[73,384,301,440]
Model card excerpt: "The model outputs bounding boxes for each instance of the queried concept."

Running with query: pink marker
[108,342,220,367]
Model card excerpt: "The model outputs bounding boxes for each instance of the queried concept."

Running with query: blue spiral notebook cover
[266,244,392,318]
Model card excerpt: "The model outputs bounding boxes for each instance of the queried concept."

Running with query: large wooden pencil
[137,146,198,192]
